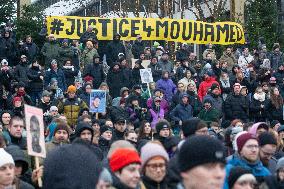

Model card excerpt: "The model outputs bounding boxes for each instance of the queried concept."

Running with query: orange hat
[109,149,141,172]
[67,85,77,93]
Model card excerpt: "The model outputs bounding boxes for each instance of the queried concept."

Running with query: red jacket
[198,77,220,101]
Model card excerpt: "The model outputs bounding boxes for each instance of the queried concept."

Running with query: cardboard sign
[140,68,153,83]
[46,16,245,45]
[24,105,46,158]
[89,90,107,113]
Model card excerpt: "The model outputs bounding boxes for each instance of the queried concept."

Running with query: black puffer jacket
[224,93,249,121]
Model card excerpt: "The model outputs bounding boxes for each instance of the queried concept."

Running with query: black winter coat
[1,36,16,65]
[176,49,189,61]
[22,42,39,62]
[120,67,132,88]
[132,40,145,59]
[266,99,284,124]
[106,40,125,66]
[109,106,129,122]
[83,63,105,89]
[14,63,29,84]
[224,93,249,121]
[0,69,13,91]
[250,97,268,122]
[148,63,162,82]
[142,175,169,189]
[27,66,43,92]
[107,69,125,98]
[98,137,111,158]
[62,66,79,87]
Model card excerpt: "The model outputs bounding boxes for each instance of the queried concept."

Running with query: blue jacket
[170,103,193,122]
[44,68,67,92]
[223,154,271,189]
[156,78,176,101]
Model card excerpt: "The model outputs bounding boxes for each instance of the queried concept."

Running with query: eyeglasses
[146,163,166,170]
[260,148,275,157]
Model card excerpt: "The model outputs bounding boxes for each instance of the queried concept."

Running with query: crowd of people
[1,23,284,189]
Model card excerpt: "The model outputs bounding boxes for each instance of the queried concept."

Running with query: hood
[120,87,129,96]
[5,145,29,174]
[75,122,94,138]
[248,122,268,137]
[205,76,216,82]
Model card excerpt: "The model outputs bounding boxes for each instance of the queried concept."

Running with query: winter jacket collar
[142,175,167,189]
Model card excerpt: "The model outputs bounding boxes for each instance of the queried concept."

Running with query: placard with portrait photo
[24,105,46,158]
[89,90,106,113]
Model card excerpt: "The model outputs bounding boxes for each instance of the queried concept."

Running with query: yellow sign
[46,16,245,45]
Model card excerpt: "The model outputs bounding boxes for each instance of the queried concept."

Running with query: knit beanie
[43,142,102,189]
[109,149,141,172]
[276,157,284,171]
[53,124,70,137]
[140,142,169,170]
[258,132,277,147]
[236,133,257,153]
[155,120,171,134]
[182,118,207,138]
[67,85,77,93]
[0,148,14,167]
[84,75,94,83]
[210,83,219,91]
[178,135,225,172]
[100,126,113,135]
[228,167,253,188]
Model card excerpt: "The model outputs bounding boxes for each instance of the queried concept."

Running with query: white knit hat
[0,148,14,167]
[140,142,169,169]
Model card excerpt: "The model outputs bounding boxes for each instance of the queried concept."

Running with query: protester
[2,16,284,189]
[178,135,226,189]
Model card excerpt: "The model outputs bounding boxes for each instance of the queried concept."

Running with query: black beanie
[228,167,252,188]
[155,120,171,134]
[210,83,219,91]
[43,142,102,189]
[182,118,207,138]
[100,125,113,135]
[258,132,277,147]
[178,135,225,172]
